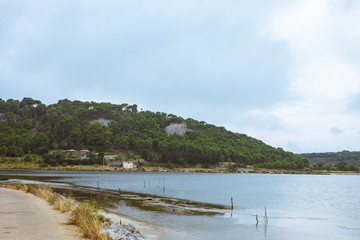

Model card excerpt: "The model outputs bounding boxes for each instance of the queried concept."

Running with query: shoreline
[0,180,208,240]
[0,184,150,240]
[1,163,359,175]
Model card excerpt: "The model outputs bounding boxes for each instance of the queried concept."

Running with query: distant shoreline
[1,163,359,175]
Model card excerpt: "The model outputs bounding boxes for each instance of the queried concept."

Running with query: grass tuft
[36,185,54,201]
[71,204,108,240]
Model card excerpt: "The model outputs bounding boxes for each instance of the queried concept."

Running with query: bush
[24,154,32,162]
[39,163,48,168]
[166,160,174,169]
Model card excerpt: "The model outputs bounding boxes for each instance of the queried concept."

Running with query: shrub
[39,163,48,168]
[24,154,32,162]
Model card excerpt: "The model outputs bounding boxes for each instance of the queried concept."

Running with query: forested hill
[301,151,360,167]
[0,98,308,169]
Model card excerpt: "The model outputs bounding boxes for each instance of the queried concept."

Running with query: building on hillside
[136,159,148,164]
[103,155,118,165]
[79,150,91,159]
[237,168,254,173]
[104,155,117,161]
[65,149,95,159]
[66,149,77,157]
[123,161,137,169]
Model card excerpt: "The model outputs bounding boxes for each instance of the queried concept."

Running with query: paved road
[0,187,83,240]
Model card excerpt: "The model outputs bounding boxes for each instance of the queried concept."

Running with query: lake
[1,169,359,240]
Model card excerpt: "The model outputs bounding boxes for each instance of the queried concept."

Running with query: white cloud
[228,0,360,153]
[268,0,360,101]
[330,127,343,135]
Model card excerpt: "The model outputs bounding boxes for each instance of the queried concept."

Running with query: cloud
[226,0,360,153]
[270,0,360,151]
[330,127,343,135]
[232,109,284,131]
[267,0,360,101]
[286,141,301,153]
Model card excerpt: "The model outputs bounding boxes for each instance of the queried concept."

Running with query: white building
[123,161,136,169]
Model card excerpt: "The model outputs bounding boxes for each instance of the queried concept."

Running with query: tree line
[301,151,359,171]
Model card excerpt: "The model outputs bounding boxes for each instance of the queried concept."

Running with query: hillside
[0,98,308,169]
[301,151,360,170]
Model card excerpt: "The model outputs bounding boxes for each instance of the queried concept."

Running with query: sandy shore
[0,187,83,240]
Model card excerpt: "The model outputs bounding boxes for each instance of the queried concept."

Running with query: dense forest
[0,98,309,169]
[301,151,360,171]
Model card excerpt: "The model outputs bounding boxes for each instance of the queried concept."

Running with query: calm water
[1,169,359,240]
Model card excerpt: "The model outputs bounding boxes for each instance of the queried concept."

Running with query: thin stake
[264,206,268,224]
[231,197,234,210]
[163,176,166,192]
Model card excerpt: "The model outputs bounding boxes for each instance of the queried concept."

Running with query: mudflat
[0,188,83,240]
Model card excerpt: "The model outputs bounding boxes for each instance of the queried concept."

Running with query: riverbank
[1,162,358,175]
[0,184,148,240]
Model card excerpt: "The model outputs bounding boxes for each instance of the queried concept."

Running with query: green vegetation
[0,98,308,169]
[301,151,359,171]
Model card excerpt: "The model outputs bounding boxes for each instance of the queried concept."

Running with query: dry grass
[53,195,75,213]
[71,203,108,240]
[8,184,23,190]
[35,185,54,201]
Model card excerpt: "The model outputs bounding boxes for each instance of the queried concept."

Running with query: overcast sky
[1,0,360,153]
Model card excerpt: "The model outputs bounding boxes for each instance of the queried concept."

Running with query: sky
[1,0,360,153]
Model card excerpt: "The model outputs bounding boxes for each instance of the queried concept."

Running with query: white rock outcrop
[165,123,187,136]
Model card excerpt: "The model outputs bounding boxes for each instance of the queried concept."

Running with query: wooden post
[231,197,234,210]
[163,176,166,192]
[264,206,268,224]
